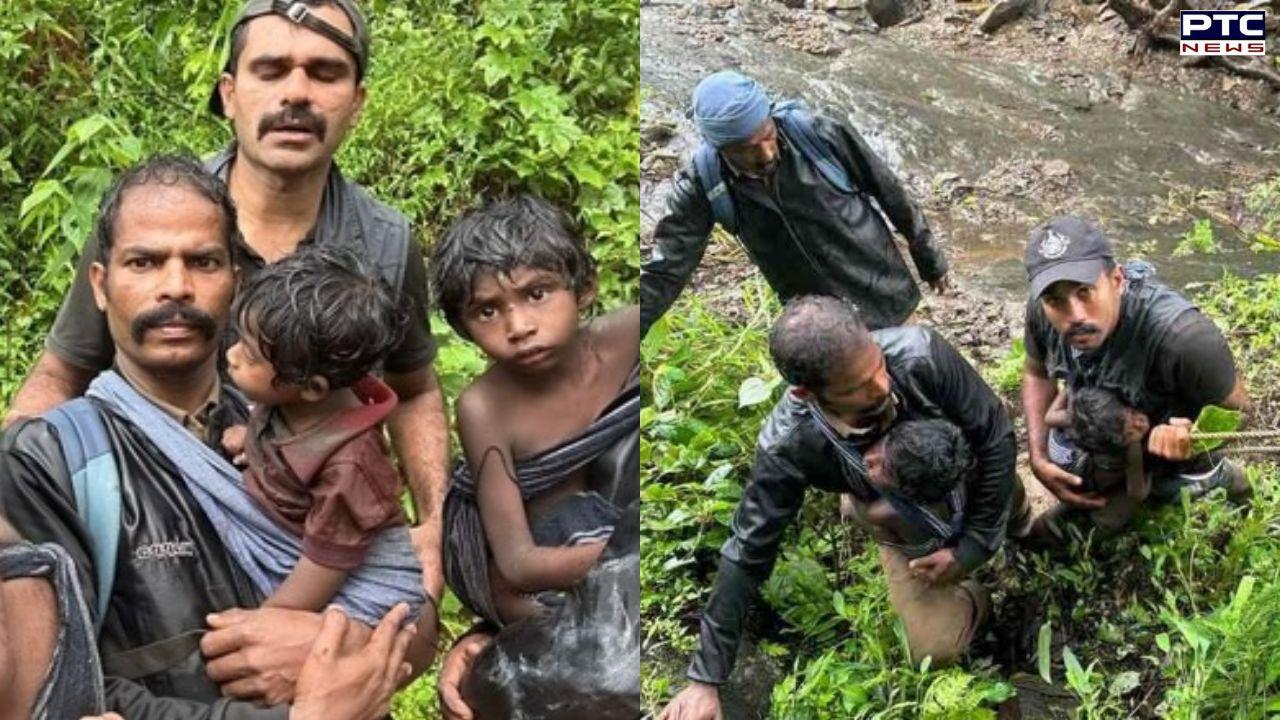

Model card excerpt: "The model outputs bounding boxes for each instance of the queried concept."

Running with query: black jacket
[0,391,290,719]
[688,327,1016,685]
[641,117,947,335]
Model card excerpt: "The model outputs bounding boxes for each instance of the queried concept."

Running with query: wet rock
[641,121,678,149]
[718,639,783,719]
[998,674,1079,719]
[1042,159,1071,177]
[977,0,1033,33]
[777,0,807,7]
[865,0,910,27]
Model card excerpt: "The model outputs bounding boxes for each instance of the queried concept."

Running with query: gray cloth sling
[86,371,425,625]
[0,542,105,719]
[443,372,640,626]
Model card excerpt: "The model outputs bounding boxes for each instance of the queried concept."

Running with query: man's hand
[1147,418,1193,461]
[290,604,415,720]
[438,631,493,720]
[1031,457,1106,509]
[201,607,354,705]
[908,548,963,584]
[80,714,125,720]
[659,681,722,720]
[927,274,950,295]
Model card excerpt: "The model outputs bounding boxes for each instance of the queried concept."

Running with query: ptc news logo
[1180,10,1267,56]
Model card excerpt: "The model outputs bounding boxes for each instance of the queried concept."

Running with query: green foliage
[1158,573,1280,719]
[984,338,1026,395]
[1173,219,1218,257]
[1195,272,1280,413]
[1190,405,1243,454]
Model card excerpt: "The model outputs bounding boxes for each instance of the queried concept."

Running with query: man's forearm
[4,351,95,427]
[388,387,449,532]
[385,368,449,602]
[1021,365,1057,463]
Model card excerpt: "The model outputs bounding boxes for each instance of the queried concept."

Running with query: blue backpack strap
[772,101,855,195]
[692,143,738,234]
[43,399,121,631]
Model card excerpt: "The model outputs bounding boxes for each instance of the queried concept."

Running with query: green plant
[984,338,1026,395]
[1173,219,1218,257]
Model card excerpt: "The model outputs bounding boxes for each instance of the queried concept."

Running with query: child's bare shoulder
[456,372,507,435]
[585,305,639,372]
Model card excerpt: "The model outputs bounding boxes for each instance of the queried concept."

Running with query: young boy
[224,245,419,613]
[851,419,974,555]
[432,195,639,626]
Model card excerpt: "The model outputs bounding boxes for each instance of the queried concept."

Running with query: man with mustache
[640,70,950,337]
[5,0,450,609]
[0,154,437,717]
[1021,216,1250,530]
[660,295,1020,720]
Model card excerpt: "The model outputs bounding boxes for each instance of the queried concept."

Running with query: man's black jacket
[688,326,1016,685]
[0,392,291,719]
[641,116,947,335]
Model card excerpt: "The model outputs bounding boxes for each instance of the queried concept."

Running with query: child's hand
[221,424,248,467]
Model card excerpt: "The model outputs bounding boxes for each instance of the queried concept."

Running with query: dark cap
[1024,215,1114,300]
[208,0,370,117]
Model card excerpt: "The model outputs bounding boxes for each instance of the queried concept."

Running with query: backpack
[692,100,856,235]
[43,398,120,631]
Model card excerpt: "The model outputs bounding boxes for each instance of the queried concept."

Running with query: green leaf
[1037,620,1053,683]
[737,376,776,408]
[1155,632,1171,653]
[1061,646,1089,693]
[1109,670,1141,697]
[1191,404,1243,453]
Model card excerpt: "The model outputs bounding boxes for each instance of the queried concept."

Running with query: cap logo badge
[286,1,311,23]
[1040,230,1070,259]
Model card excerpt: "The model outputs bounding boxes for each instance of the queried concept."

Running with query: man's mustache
[1066,323,1101,339]
[258,105,327,141]
[131,302,218,344]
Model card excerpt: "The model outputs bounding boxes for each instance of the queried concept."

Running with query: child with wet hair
[433,195,639,626]
[883,419,975,504]
[1069,387,1151,456]
[223,244,416,612]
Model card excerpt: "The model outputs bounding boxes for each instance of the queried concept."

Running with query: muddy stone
[978,0,1033,33]
[866,0,911,26]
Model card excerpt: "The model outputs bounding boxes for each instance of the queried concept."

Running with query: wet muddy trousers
[878,546,990,666]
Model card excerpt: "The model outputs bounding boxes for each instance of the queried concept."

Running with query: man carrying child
[3,0,451,602]
[660,295,1021,720]
[0,155,435,716]
[1020,216,1251,533]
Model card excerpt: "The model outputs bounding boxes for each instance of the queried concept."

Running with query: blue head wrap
[691,71,771,148]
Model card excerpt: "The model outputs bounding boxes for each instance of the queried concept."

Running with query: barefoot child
[433,195,639,625]
[223,245,425,617]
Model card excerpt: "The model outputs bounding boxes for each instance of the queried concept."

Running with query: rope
[1189,429,1280,440]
